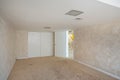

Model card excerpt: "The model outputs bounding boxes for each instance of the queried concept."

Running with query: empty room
[0,0,120,80]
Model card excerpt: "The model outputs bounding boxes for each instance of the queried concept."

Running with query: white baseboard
[16,56,43,59]
[74,60,120,80]
[16,57,29,59]
[16,56,54,60]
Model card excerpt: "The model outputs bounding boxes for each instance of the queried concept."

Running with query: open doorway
[54,30,74,59]
[68,30,74,59]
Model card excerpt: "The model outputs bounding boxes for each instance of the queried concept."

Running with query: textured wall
[0,18,16,80]
[74,23,120,78]
[15,30,28,59]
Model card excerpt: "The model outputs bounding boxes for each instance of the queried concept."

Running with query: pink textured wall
[15,30,28,59]
[74,23,120,78]
[0,17,16,80]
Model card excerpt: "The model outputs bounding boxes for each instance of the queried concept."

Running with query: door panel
[41,32,53,56]
[55,31,68,58]
[28,32,53,57]
[28,32,41,57]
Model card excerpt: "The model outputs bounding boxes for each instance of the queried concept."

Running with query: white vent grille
[65,10,84,16]
[44,27,51,29]
[75,18,82,20]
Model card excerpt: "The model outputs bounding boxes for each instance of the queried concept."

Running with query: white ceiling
[0,0,120,31]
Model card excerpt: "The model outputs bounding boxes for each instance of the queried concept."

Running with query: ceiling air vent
[75,18,82,20]
[44,27,51,29]
[65,10,84,16]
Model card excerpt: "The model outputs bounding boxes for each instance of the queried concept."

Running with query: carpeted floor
[8,57,117,80]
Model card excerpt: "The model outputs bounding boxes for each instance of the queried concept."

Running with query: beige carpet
[8,57,117,80]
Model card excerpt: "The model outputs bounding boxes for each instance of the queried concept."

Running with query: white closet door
[28,32,53,58]
[41,32,53,56]
[55,31,68,58]
[28,32,41,57]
